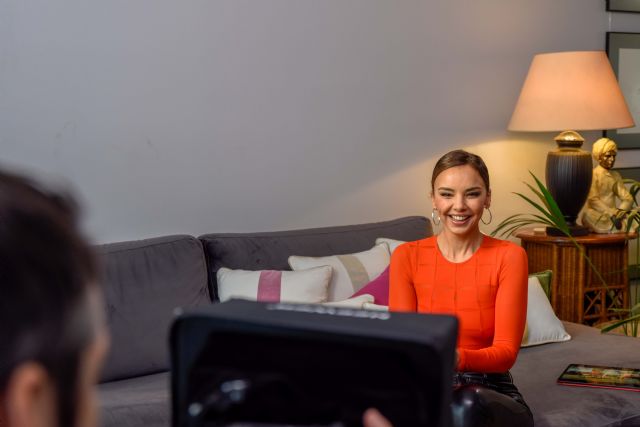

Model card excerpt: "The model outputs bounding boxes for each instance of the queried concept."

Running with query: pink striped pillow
[216,266,332,303]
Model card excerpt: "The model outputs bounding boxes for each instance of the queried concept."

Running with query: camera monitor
[171,300,457,427]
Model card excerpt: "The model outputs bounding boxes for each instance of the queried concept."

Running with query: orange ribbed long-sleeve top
[389,235,528,373]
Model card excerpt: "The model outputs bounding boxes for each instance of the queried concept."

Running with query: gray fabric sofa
[97,235,211,427]
[96,216,640,427]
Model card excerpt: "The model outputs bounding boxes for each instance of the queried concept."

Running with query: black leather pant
[451,372,534,427]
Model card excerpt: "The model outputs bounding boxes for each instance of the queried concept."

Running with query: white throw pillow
[288,244,390,302]
[362,302,389,311]
[216,266,332,304]
[522,276,572,347]
[323,294,374,308]
[375,237,406,255]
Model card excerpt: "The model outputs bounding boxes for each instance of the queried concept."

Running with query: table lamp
[508,51,635,236]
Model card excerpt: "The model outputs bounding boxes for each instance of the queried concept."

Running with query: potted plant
[492,172,640,337]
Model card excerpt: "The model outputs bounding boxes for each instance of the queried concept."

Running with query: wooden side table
[516,229,635,325]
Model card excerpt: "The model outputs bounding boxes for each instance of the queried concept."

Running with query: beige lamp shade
[508,51,635,131]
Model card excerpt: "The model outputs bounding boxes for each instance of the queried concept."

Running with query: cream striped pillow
[375,237,406,254]
[288,243,390,302]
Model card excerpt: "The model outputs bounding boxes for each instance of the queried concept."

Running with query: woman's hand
[363,408,393,427]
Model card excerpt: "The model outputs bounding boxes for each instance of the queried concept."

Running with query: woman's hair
[431,149,490,192]
[0,169,98,426]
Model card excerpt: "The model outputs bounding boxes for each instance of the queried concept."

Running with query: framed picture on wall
[605,32,640,149]
[607,0,640,13]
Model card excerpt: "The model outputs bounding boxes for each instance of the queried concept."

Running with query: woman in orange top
[390,150,533,427]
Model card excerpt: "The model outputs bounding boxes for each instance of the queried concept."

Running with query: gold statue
[580,138,634,233]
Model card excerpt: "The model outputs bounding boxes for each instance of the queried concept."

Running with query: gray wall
[1,1,638,243]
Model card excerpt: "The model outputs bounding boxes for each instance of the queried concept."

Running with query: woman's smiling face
[431,164,491,237]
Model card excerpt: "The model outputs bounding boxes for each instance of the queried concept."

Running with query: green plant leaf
[514,192,559,225]
[523,182,550,210]
[600,313,640,334]
[491,171,640,335]
[529,172,570,233]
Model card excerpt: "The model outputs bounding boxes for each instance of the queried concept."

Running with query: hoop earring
[481,207,493,225]
[431,208,441,226]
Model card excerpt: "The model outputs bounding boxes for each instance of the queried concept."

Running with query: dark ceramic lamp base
[545,131,593,238]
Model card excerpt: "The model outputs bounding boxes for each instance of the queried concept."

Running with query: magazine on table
[557,363,640,392]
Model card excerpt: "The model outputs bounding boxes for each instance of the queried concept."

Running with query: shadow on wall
[284,136,558,241]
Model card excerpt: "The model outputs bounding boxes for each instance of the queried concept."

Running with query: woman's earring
[431,208,441,226]
[481,207,493,225]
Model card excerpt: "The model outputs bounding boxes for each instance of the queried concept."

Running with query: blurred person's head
[0,170,109,427]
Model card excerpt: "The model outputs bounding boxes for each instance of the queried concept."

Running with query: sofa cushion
[521,276,571,347]
[529,269,552,300]
[351,266,390,305]
[199,216,431,301]
[96,235,210,382]
[322,294,375,308]
[375,237,407,254]
[288,243,390,301]
[98,372,169,427]
[216,265,332,303]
